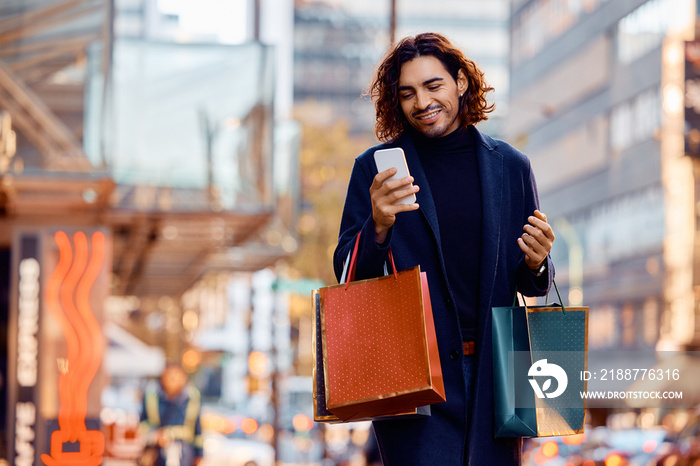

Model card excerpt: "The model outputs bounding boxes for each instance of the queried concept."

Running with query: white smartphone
[374,147,416,205]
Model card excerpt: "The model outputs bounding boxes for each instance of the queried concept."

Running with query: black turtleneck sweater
[412,125,481,341]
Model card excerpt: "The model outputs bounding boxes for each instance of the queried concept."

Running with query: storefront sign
[9,234,41,466]
[41,231,106,466]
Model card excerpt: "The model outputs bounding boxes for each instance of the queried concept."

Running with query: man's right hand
[156,429,170,448]
[370,168,420,244]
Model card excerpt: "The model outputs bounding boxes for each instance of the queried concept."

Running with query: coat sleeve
[333,156,391,282]
[514,158,554,297]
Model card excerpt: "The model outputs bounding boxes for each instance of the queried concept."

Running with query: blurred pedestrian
[139,363,203,466]
[334,32,555,465]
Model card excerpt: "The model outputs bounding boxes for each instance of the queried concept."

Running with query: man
[139,364,204,466]
[333,33,555,465]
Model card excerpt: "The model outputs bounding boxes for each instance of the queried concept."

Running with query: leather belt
[462,341,476,356]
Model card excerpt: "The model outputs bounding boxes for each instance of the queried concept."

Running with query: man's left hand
[518,210,555,270]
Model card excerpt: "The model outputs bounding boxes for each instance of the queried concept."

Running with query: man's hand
[156,429,170,448]
[370,168,420,243]
[518,210,555,270]
[194,457,202,466]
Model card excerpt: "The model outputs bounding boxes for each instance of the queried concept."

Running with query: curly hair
[368,32,495,142]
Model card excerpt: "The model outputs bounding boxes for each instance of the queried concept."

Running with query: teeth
[418,111,439,120]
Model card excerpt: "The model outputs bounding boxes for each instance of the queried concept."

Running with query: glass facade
[505,0,696,352]
[610,86,662,152]
[511,0,611,66]
[616,0,689,64]
[86,40,275,210]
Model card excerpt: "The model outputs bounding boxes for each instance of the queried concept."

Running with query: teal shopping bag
[492,283,588,437]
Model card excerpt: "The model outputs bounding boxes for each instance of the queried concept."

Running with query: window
[589,305,617,349]
[616,0,690,64]
[610,87,662,152]
[511,0,610,66]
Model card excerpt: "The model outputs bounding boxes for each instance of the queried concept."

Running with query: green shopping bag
[492,282,588,437]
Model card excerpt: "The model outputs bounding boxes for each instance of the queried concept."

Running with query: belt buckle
[462,341,475,356]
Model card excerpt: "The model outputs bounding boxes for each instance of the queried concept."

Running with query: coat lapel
[399,128,503,302]
[473,127,503,317]
[399,135,442,248]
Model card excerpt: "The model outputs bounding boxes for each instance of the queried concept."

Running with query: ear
[457,68,468,96]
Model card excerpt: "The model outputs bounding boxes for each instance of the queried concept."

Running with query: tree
[288,101,374,285]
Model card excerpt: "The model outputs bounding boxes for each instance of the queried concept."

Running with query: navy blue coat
[333,126,554,465]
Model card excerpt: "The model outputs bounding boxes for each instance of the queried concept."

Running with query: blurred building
[293,0,511,136]
[0,0,299,463]
[505,0,698,353]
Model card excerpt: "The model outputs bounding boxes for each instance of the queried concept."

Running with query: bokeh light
[248,351,268,377]
[643,439,658,453]
[605,453,624,466]
[542,441,559,458]
[181,349,200,371]
[241,417,258,435]
[562,433,586,445]
[223,418,236,434]
[292,413,313,432]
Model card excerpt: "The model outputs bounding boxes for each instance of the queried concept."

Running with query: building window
[642,297,659,345]
[610,86,661,152]
[621,302,636,347]
[566,185,665,266]
[511,0,610,66]
[589,305,618,349]
[616,0,689,64]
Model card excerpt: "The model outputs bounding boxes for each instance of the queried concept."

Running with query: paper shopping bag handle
[342,232,398,289]
[512,279,567,314]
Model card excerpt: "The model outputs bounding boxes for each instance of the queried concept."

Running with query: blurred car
[654,412,700,466]
[201,432,274,466]
[524,426,667,466]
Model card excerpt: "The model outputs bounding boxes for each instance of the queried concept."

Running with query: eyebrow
[398,77,444,92]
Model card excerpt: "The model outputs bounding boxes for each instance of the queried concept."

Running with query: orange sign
[41,231,106,466]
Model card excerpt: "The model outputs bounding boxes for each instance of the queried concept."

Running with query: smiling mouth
[415,109,440,121]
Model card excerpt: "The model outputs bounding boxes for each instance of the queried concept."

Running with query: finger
[380,200,420,215]
[372,168,398,188]
[533,212,555,240]
[523,224,553,243]
[525,215,555,240]
[518,237,546,265]
[387,184,420,204]
[383,176,415,193]
[517,237,535,258]
[397,202,420,212]
[520,233,547,257]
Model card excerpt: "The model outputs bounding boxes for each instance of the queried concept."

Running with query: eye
[428,85,440,90]
[399,92,413,100]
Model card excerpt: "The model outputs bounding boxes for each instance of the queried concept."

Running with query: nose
[414,89,430,112]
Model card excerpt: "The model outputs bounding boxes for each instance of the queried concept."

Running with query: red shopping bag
[316,233,445,421]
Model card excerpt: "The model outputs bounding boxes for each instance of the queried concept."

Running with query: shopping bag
[314,232,445,422]
[313,289,431,423]
[492,282,588,437]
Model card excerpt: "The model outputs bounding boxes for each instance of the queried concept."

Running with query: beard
[408,105,460,139]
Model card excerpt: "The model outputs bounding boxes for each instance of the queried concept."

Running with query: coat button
[450,350,460,360]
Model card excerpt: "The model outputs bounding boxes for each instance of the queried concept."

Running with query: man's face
[161,366,187,398]
[398,55,467,138]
